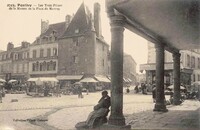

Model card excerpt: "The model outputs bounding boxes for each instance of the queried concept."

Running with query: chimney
[7,42,14,51]
[65,15,72,29]
[94,2,102,37]
[21,41,30,48]
[41,20,49,34]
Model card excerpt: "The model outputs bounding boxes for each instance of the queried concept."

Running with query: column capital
[109,15,126,28]
[172,51,181,58]
[155,43,164,49]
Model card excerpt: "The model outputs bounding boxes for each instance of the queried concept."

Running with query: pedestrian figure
[0,83,4,103]
[152,85,156,103]
[75,90,110,129]
[77,85,83,98]
[141,83,147,94]
[134,85,139,93]
[55,82,61,97]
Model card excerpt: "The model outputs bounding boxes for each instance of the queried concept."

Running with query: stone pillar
[108,15,125,126]
[173,52,181,105]
[153,43,168,112]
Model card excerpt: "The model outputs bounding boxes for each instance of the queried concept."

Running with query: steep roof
[62,3,92,38]
[40,22,66,38]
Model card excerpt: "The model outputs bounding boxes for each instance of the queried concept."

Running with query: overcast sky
[0,0,148,73]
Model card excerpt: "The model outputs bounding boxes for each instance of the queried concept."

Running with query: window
[42,61,46,71]
[33,50,37,58]
[22,52,25,59]
[14,53,18,60]
[53,48,57,56]
[49,61,54,71]
[73,56,78,63]
[8,53,11,59]
[73,37,79,46]
[40,49,44,58]
[32,63,35,71]
[35,61,39,71]
[47,48,51,57]
[193,74,196,82]
[198,75,200,81]
[102,59,105,67]
[75,29,79,33]
[53,62,56,70]
[198,58,200,69]
[27,52,29,59]
[187,55,190,67]
[40,63,43,71]
[47,62,50,71]
[191,56,195,68]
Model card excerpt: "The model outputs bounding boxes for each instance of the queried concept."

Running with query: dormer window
[75,29,79,33]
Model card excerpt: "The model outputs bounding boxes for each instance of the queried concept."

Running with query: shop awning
[94,76,110,83]
[79,78,98,83]
[28,77,58,82]
[56,75,83,80]
[0,78,6,82]
[140,63,175,71]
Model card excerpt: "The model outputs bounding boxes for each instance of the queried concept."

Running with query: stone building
[0,42,30,82]
[105,0,199,128]
[123,54,137,84]
[107,52,137,85]
[0,2,109,86]
[140,42,200,86]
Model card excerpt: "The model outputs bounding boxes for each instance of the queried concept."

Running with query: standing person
[152,85,156,103]
[0,83,4,103]
[134,84,139,93]
[77,85,83,98]
[86,84,89,95]
[56,82,61,97]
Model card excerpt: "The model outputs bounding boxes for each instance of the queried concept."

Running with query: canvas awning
[56,75,83,80]
[94,76,110,83]
[0,78,6,82]
[28,77,58,82]
[8,79,18,83]
[79,78,98,83]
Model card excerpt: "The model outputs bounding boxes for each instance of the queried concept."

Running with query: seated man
[76,90,111,129]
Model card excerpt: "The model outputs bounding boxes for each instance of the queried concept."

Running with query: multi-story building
[123,54,137,84]
[0,42,30,83]
[0,2,110,87]
[140,41,200,86]
[108,53,137,85]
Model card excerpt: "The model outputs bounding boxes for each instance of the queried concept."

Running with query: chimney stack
[41,20,49,34]
[65,15,72,29]
[21,41,30,48]
[94,2,102,37]
[7,42,14,51]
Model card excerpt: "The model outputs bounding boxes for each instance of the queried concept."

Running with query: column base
[99,123,131,130]
[153,103,168,112]
[108,116,126,126]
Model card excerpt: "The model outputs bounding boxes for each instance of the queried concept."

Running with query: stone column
[108,15,125,126]
[173,52,181,105]
[153,43,168,112]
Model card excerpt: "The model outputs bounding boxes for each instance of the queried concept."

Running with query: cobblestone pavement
[0,89,199,130]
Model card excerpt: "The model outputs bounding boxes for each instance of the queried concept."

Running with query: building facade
[123,54,137,84]
[107,53,137,85]
[0,42,30,83]
[0,2,109,85]
[140,41,200,86]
